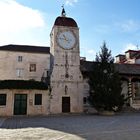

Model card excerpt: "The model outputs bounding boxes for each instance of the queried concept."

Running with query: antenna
[136,44,139,50]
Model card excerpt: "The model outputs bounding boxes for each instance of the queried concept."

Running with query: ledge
[0,80,48,90]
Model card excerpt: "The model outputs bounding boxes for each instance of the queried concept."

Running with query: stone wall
[0,51,50,81]
[0,89,49,116]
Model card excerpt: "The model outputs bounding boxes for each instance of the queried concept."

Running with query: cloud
[116,20,140,32]
[80,46,96,61]
[86,49,96,60]
[94,20,140,34]
[94,25,111,34]
[87,49,96,55]
[65,0,78,6]
[122,43,137,53]
[0,0,45,33]
[0,0,47,46]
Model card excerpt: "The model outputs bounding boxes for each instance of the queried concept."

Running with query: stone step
[131,104,140,110]
[121,106,140,113]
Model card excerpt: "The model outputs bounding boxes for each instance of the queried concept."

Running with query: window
[84,84,89,89]
[0,94,7,106]
[83,97,87,104]
[18,56,23,62]
[46,70,49,77]
[35,94,42,105]
[44,69,49,77]
[29,64,36,72]
[16,68,23,77]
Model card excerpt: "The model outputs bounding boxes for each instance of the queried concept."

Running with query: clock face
[57,31,76,49]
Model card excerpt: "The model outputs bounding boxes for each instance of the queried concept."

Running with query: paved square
[0,113,140,140]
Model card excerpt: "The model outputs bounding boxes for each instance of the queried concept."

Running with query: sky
[0,0,140,60]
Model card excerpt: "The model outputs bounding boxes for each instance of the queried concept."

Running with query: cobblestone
[0,117,6,127]
[0,113,140,140]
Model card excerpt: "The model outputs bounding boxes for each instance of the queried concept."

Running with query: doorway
[62,97,70,113]
[14,94,27,115]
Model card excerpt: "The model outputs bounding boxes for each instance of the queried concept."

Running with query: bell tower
[50,7,83,114]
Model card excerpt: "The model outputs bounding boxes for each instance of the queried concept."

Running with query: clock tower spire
[61,5,66,17]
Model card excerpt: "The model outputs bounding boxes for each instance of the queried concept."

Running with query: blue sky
[0,0,140,60]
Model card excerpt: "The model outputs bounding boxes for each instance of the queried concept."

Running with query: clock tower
[50,8,83,114]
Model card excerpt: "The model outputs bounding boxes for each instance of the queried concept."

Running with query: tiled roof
[80,60,94,72]
[80,60,140,76]
[54,16,78,27]
[0,44,50,54]
[115,63,140,76]
[125,50,140,53]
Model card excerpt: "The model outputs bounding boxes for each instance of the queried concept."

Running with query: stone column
[128,77,132,106]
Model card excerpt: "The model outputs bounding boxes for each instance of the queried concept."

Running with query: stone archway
[131,78,140,100]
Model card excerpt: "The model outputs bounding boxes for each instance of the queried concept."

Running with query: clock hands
[62,34,69,43]
[58,35,71,44]
[63,34,67,40]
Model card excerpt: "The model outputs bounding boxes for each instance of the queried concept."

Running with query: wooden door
[62,97,70,113]
[14,94,27,115]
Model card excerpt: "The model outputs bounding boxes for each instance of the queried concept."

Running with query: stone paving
[0,113,140,140]
[0,118,6,127]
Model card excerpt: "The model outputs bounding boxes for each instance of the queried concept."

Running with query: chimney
[115,54,125,63]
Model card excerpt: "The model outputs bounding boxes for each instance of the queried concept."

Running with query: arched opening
[131,78,140,100]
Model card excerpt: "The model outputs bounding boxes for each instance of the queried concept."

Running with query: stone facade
[0,89,49,116]
[115,50,140,109]
[0,49,50,81]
